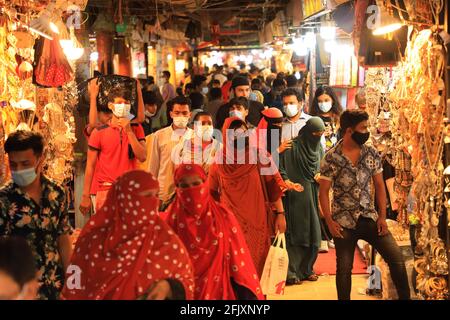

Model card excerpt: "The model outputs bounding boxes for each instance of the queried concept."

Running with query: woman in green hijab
[279,117,325,285]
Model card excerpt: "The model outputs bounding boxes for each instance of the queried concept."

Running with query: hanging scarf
[166,164,264,300]
[293,117,325,182]
[62,170,194,300]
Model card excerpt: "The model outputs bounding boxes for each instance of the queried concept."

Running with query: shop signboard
[219,18,241,35]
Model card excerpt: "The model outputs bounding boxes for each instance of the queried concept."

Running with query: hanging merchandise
[33,36,74,87]
[388,28,448,300]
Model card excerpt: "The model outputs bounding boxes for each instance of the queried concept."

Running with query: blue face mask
[229,110,245,120]
[11,167,38,187]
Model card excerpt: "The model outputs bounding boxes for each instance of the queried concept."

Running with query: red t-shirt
[88,123,145,192]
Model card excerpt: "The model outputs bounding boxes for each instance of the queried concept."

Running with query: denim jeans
[333,217,411,300]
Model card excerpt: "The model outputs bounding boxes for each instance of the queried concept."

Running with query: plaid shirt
[320,141,383,229]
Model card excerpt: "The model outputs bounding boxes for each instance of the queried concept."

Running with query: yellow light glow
[49,22,59,34]
[373,23,403,36]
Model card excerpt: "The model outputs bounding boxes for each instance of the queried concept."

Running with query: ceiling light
[372,5,403,36]
[320,20,336,40]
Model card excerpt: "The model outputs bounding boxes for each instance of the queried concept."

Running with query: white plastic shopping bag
[260,232,289,295]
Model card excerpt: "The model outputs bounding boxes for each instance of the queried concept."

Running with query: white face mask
[284,104,299,117]
[318,101,332,113]
[145,110,156,118]
[195,125,214,141]
[229,110,245,120]
[112,103,131,118]
[173,116,189,128]
[202,87,209,95]
[11,166,38,187]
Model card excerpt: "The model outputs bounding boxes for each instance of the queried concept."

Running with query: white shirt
[281,112,312,142]
[173,138,222,174]
[148,125,193,202]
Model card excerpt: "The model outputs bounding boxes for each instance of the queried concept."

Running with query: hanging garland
[389,27,448,300]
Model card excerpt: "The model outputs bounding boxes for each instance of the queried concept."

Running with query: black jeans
[334,217,411,300]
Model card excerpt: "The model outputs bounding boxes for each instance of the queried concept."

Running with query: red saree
[165,164,264,300]
[208,117,284,275]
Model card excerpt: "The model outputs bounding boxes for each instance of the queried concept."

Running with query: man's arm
[319,179,333,221]
[79,148,98,215]
[133,80,145,123]
[373,172,388,235]
[148,132,160,177]
[126,124,147,162]
[319,178,343,238]
[58,234,73,272]
[87,79,100,135]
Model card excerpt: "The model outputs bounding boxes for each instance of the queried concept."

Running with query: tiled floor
[268,274,381,300]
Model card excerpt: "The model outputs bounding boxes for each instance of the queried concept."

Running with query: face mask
[202,87,209,95]
[284,104,299,117]
[308,133,322,145]
[249,92,257,101]
[318,101,332,113]
[173,116,189,128]
[11,167,38,187]
[352,131,370,146]
[112,103,131,118]
[177,183,209,217]
[196,125,214,141]
[229,110,245,120]
[145,110,156,118]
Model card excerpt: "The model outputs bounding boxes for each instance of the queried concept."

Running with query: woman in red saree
[165,163,264,300]
[208,117,287,276]
[62,170,194,300]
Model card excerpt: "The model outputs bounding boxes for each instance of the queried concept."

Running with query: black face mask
[320,116,332,123]
[351,131,370,145]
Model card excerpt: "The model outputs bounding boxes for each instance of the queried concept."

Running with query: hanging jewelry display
[389,27,448,300]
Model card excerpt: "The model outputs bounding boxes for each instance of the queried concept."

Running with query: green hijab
[293,117,325,182]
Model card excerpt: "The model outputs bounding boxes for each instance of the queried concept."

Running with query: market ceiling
[85,0,290,46]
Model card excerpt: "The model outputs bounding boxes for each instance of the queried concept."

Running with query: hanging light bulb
[292,37,308,56]
[90,52,99,61]
[62,27,84,61]
[320,20,336,40]
[304,32,316,49]
[372,4,403,36]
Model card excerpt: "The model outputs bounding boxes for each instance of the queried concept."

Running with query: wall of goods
[363,28,448,300]
[0,1,84,187]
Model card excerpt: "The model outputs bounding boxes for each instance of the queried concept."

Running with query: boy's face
[170,104,191,119]
[145,104,157,115]
[229,104,249,118]
[8,149,41,174]
[108,97,130,112]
